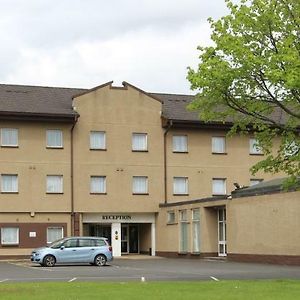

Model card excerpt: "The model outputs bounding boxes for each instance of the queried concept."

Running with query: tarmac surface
[1,256,300,283]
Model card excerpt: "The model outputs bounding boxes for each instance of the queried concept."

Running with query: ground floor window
[192,209,200,253]
[1,227,19,245]
[179,210,189,252]
[47,227,63,244]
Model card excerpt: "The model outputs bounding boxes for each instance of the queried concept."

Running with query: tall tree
[187,0,300,185]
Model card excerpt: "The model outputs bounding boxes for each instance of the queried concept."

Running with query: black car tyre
[94,254,107,266]
[43,255,56,267]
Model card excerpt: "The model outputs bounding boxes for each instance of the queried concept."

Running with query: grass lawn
[0,280,299,300]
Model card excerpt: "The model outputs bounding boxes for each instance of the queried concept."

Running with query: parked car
[31,236,113,267]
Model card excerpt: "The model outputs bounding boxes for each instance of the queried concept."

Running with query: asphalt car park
[0,257,300,283]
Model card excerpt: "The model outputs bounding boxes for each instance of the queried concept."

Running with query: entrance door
[218,208,227,256]
[121,225,129,253]
[121,224,139,254]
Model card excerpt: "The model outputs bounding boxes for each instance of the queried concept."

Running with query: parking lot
[1,256,300,283]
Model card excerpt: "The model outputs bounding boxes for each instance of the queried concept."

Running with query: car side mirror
[60,246,65,250]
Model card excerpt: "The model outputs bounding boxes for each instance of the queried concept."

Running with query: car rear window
[95,239,106,247]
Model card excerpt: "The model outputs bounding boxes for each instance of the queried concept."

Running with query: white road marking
[210,276,219,281]
[0,279,9,283]
[68,277,77,282]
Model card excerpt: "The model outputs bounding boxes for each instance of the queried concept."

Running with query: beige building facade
[0,81,298,264]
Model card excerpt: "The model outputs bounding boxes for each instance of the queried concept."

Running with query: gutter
[163,120,173,204]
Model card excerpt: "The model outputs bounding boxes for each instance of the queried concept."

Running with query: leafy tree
[187,0,300,186]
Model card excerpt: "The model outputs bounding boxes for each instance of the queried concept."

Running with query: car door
[75,238,96,263]
[55,238,79,263]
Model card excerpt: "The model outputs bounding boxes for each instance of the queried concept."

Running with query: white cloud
[0,0,228,93]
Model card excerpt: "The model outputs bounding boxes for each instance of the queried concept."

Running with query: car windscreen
[49,238,65,249]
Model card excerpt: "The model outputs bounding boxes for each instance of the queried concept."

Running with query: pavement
[0,257,300,283]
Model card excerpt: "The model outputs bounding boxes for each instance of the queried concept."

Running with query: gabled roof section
[72,81,113,99]
[0,83,86,122]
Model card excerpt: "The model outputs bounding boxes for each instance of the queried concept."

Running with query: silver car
[31,236,113,267]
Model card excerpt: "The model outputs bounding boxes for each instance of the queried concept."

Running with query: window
[46,130,63,148]
[132,176,148,194]
[90,131,106,150]
[173,177,188,195]
[284,140,299,157]
[173,135,188,152]
[250,179,263,186]
[46,175,63,193]
[132,133,147,151]
[192,209,200,253]
[47,227,63,244]
[249,138,262,155]
[179,210,189,252]
[1,175,18,193]
[212,178,226,195]
[167,211,176,224]
[212,137,226,154]
[1,227,19,245]
[90,176,106,194]
[1,128,18,147]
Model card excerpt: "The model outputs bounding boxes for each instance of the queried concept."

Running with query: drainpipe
[163,120,173,204]
[70,115,79,236]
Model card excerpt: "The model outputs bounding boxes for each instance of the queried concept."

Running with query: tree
[187,0,300,186]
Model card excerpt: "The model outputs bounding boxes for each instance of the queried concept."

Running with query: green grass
[0,280,299,300]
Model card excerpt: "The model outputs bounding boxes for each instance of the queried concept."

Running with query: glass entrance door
[218,208,227,256]
[121,224,139,254]
[121,225,129,253]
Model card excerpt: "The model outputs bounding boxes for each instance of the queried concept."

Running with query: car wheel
[43,255,56,267]
[94,254,107,266]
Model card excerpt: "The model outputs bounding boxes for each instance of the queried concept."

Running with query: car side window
[63,239,77,248]
[95,239,106,247]
[78,239,95,247]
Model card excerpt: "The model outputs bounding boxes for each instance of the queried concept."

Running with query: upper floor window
[1,128,18,147]
[46,130,63,148]
[132,176,148,194]
[249,138,263,155]
[132,133,147,151]
[212,178,226,195]
[46,175,63,193]
[173,135,188,153]
[173,177,188,195]
[212,137,226,154]
[1,227,19,245]
[90,176,106,194]
[1,174,18,193]
[90,131,106,150]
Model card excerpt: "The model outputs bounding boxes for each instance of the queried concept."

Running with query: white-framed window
[212,136,226,154]
[1,227,19,245]
[1,128,18,147]
[173,177,188,195]
[250,179,263,186]
[132,133,147,151]
[179,210,189,252]
[173,135,188,152]
[46,129,63,148]
[1,174,18,193]
[90,131,106,150]
[90,176,106,194]
[167,211,176,224]
[46,175,63,193]
[47,227,63,244]
[212,178,226,195]
[249,138,263,155]
[192,208,200,253]
[132,176,148,194]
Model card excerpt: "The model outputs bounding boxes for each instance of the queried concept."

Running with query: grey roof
[0,83,290,125]
[232,177,300,198]
[0,84,86,117]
